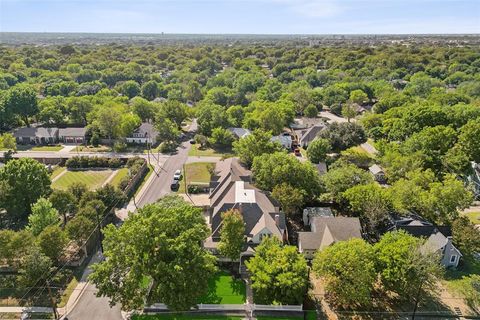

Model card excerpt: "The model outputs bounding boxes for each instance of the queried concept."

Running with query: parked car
[189,139,195,144]
[173,169,182,180]
[170,179,180,190]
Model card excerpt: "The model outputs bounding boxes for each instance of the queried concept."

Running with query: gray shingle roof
[13,127,59,138]
[299,216,362,251]
[59,127,87,137]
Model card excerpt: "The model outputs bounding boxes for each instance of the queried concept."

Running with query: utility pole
[411,277,424,320]
[46,280,59,320]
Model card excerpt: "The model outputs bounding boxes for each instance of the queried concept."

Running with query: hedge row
[66,156,123,169]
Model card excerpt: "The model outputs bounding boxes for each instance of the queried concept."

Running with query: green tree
[349,89,368,104]
[218,209,245,263]
[312,238,376,308]
[452,216,480,259]
[374,231,443,299]
[341,104,356,122]
[307,138,331,164]
[131,97,156,122]
[120,80,141,99]
[27,198,59,236]
[344,183,392,232]
[246,237,308,305]
[0,158,51,224]
[38,225,68,263]
[209,127,234,148]
[158,100,188,128]
[272,183,305,216]
[120,113,142,137]
[0,133,16,151]
[49,190,76,227]
[196,102,228,136]
[0,230,35,268]
[303,104,318,118]
[141,80,160,101]
[90,107,122,143]
[252,151,322,201]
[66,215,95,248]
[458,118,480,163]
[67,182,88,200]
[319,122,367,152]
[18,250,52,287]
[89,196,216,311]
[3,83,38,126]
[321,162,372,204]
[233,129,283,167]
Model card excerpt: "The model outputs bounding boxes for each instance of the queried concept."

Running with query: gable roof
[131,122,158,138]
[227,127,251,139]
[13,127,59,138]
[369,164,384,175]
[58,127,87,137]
[299,216,362,251]
[209,158,284,242]
[298,125,325,146]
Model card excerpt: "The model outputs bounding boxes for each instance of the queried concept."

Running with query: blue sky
[1,0,479,34]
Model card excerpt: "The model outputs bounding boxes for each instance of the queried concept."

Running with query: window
[450,255,457,263]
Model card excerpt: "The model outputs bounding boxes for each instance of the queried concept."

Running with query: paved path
[102,169,119,187]
[186,156,222,163]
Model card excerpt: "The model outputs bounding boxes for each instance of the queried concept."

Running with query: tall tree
[232,129,283,168]
[374,231,443,299]
[313,238,376,308]
[27,198,59,236]
[307,138,331,164]
[246,237,309,305]
[18,250,52,287]
[3,84,38,126]
[218,209,245,263]
[38,225,68,263]
[452,216,480,260]
[89,196,217,311]
[0,158,51,224]
[272,183,305,216]
[49,190,76,227]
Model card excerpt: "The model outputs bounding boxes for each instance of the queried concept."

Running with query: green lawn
[188,144,233,158]
[178,162,214,193]
[110,168,130,189]
[50,166,66,180]
[462,211,480,224]
[17,145,64,151]
[132,315,242,320]
[199,270,246,304]
[52,170,112,191]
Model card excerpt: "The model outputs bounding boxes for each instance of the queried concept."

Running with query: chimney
[274,214,280,227]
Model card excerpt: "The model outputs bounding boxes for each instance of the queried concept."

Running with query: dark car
[170,179,180,191]
[189,139,195,144]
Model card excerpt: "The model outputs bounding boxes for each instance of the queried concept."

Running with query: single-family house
[205,158,287,258]
[369,164,386,183]
[227,127,251,139]
[271,133,292,150]
[58,127,87,144]
[293,125,325,148]
[298,215,362,259]
[13,127,59,145]
[392,216,462,268]
[126,123,158,144]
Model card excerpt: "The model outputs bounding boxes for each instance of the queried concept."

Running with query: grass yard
[178,162,214,193]
[52,170,112,191]
[132,315,242,320]
[199,270,246,304]
[50,166,66,180]
[58,277,79,308]
[188,144,233,158]
[17,144,64,151]
[463,211,480,224]
[110,167,130,189]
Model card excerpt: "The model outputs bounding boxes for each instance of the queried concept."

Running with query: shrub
[108,158,122,168]
[113,141,127,152]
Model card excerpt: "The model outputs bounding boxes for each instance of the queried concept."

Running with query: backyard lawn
[50,166,66,180]
[188,144,233,158]
[52,170,113,190]
[132,315,242,320]
[199,270,246,304]
[178,162,214,193]
[110,167,130,188]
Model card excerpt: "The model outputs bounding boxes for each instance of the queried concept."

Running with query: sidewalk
[57,251,104,316]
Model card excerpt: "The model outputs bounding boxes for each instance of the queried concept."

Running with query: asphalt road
[64,282,123,320]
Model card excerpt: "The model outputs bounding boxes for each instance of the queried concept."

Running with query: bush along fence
[65,156,123,169]
[122,157,148,197]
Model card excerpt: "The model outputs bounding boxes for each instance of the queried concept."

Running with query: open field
[178,162,214,193]
[199,270,246,304]
[50,166,66,180]
[52,170,113,190]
